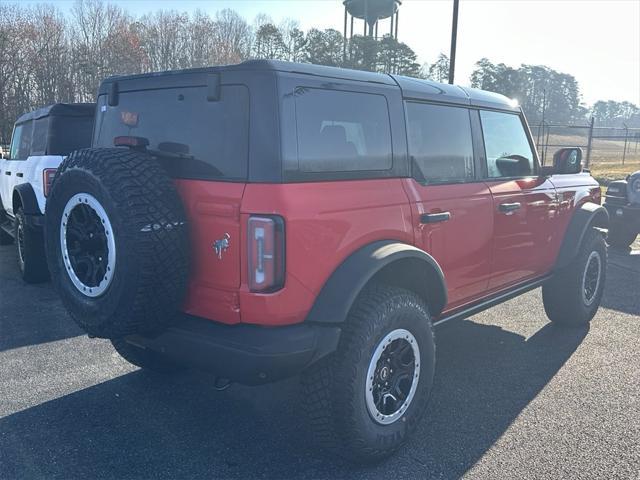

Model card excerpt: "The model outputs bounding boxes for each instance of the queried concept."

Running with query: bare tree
[24,5,70,105]
[212,9,252,65]
[139,10,189,72]
[70,0,136,101]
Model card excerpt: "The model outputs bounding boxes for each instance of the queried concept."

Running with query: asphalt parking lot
[1,244,639,480]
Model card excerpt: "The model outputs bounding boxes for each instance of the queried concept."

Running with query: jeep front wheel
[302,285,435,462]
[543,228,607,327]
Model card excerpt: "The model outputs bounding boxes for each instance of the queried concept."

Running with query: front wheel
[302,285,435,463]
[543,229,607,327]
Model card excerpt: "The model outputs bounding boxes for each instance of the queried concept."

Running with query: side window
[480,111,535,178]
[11,121,33,160]
[31,117,49,156]
[294,88,392,172]
[9,124,23,160]
[406,102,474,184]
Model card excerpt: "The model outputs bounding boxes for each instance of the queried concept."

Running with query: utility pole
[448,0,459,84]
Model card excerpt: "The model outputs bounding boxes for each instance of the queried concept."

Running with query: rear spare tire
[45,148,189,338]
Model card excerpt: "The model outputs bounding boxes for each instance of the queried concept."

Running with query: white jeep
[0,103,95,282]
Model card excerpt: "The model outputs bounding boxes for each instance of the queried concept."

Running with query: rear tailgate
[176,180,246,324]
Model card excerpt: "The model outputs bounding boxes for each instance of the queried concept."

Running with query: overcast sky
[15,0,640,106]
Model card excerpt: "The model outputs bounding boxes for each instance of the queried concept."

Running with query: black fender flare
[13,183,41,216]
[305,240,448,324]
[555,202,609,270]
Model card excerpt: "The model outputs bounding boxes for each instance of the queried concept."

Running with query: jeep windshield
[93,85,249,181]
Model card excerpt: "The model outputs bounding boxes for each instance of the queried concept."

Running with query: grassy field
[537,134,640,185]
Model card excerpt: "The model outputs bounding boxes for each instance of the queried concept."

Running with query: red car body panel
[484,176,559,290]
[174,180,245,324]
[175,172,600,328]
[176,178,414,326]
[402,179,494,312]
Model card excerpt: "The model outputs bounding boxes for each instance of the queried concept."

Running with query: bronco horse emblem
[213,233,231,260]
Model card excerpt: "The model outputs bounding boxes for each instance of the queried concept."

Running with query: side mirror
[552,147,583,174]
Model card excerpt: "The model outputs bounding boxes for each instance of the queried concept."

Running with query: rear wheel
[607,223,637,249]
[302,285,435,463]
[15,208,49,283]
[543,229,607,327]
[111,338,184,373]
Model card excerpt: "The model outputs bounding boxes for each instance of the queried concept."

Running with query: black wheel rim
[66,203,109,288]
[61,193,116,297]
[582,251,601,305]
[372,339,415,414]
[366,329,420,425]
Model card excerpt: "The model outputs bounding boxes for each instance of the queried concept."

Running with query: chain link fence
[531,119,640,168]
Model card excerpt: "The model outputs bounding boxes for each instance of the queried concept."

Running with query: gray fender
[305,240,448,324]
[13,183,41,216]
[555,202,609,270]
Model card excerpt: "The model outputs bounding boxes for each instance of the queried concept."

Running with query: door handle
[16,172,23,178]
[499,202,521,213]
[4,171,10,175]
[420,212,451,224]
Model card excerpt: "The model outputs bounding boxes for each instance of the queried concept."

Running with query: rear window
[94,85,249,181]
[294,88,392,172]
[48,116,94,156]
[406,102,475,184]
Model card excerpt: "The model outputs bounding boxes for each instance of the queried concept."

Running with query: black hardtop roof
[16,103,96,125]
[99,60,517,112]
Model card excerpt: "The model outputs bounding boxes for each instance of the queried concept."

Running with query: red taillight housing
[248,215,285,292]
[43,168,57,197]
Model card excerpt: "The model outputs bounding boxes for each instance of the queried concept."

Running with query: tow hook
[214,377,233,391]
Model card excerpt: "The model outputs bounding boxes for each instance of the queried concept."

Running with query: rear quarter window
[94,85,249,181]
[294,88,392,173]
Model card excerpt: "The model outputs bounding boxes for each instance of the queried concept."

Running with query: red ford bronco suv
[44,61,608,462]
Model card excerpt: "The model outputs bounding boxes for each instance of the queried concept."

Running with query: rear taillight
[43,168,57,197]
[248,215,285,292]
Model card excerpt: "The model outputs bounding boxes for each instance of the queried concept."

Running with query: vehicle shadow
[0,246,82,352]
[0,319,588,479]
[601,248,640,316]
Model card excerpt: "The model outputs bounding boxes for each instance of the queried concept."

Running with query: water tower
[343,0,401,40]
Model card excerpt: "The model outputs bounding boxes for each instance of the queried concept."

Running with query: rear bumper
[604,202,640,226]
[124,316,341,385]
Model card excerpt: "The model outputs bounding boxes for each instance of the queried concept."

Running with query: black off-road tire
[45,148,189,338]
[543,228,607,327]
[302,285,436,463]
[606,223,637,249]
[111,338,184,373]
[15,208,49,283]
